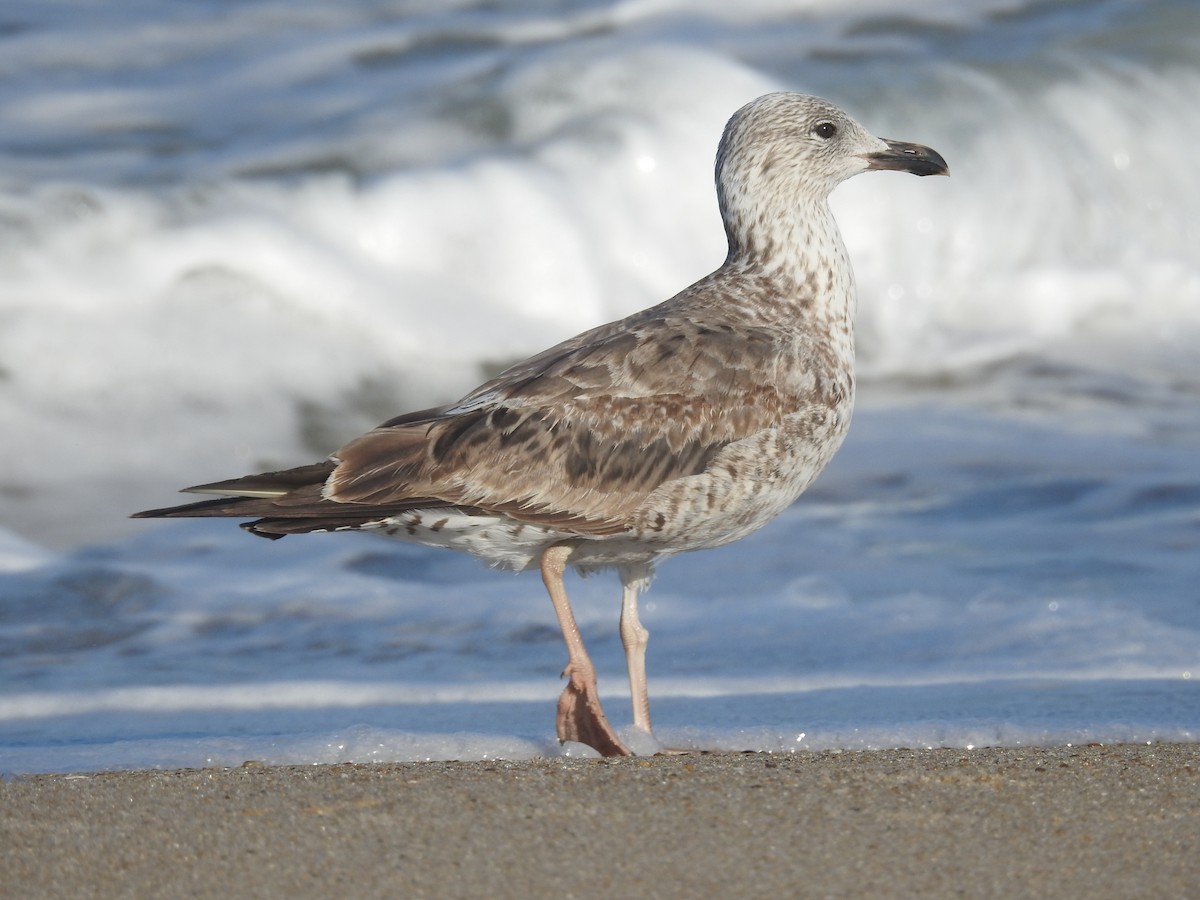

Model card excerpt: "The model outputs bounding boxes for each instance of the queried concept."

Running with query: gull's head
[713,92,947,266]
[716,92,948,211]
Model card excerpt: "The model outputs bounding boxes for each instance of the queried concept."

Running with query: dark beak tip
[916,150,951,178]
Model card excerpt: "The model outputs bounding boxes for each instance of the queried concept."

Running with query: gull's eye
[813,122,837,140]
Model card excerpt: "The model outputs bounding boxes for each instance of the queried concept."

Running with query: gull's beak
[864,139,949,177]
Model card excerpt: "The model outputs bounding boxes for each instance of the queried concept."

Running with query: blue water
[1,0,1197,774]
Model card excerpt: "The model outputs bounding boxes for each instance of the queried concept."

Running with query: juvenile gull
[134,93,948,757]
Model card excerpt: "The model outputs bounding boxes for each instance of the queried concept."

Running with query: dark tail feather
[131,495,303,540]
[181,462,337,498]
[132,458,460,541]
[131,461,339,538]
[132,495,406,541]
[131,495,267,519]
[132,461,336,519]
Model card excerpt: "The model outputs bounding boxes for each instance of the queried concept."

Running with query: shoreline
[4,742,1197,898]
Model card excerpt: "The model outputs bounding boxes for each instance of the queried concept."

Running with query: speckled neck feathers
[713,93,870,336]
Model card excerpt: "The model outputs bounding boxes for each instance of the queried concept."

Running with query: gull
[134,92,948,757]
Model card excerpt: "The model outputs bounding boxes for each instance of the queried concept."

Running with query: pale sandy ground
[3,743,1197,899]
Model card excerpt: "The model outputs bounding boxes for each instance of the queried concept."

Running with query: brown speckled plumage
[134,93,948,757]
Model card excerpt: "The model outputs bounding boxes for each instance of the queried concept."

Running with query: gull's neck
[718,195,857,336]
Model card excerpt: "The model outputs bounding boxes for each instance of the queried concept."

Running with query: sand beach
[3,743,1196,898]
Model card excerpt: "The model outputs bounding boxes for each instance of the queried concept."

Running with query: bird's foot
[557,665,632,757]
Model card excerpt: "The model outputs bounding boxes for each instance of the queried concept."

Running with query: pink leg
[541,544,631,757]
[619,564,654,735]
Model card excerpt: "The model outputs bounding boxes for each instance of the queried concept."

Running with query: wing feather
[326,313,792,533]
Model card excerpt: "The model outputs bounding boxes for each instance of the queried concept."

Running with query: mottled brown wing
[327,312,793,534]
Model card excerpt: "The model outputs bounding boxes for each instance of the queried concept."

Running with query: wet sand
[3,743,1197,898]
